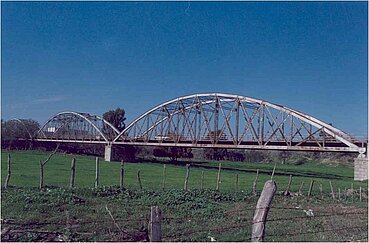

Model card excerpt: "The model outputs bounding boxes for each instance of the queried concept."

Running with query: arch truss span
[36,111,120,143]
[114,93,365,153]
[8,118,34,139]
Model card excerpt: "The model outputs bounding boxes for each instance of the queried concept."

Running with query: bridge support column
[104,144,112,162]
[354,155,368,181]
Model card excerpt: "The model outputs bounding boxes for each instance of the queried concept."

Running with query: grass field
[1,150,368,242]
[1,150,367,193]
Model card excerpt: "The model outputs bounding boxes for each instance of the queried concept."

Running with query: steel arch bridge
[36,111,120,143]
[34,93,366,155]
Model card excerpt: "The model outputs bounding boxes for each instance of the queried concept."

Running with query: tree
[153,146,193,162]
[103,108,127,132]
[204,148,228,161]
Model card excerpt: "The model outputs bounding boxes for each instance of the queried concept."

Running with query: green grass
[1,150,367,194]
[1,150,368,242]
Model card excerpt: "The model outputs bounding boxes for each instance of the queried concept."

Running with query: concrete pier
[104,144,112,162]
[354,156,368,181]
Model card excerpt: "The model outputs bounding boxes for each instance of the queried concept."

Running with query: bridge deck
[34,138,366,153]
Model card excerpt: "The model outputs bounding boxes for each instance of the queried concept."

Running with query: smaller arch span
[36,111,120,142]
[8,118,34,139]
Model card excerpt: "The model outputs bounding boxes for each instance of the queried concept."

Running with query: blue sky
[2,1,368,136]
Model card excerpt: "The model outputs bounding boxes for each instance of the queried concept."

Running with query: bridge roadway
[33,138,366,153]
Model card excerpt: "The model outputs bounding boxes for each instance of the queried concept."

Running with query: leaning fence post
[120,160,125,189]
[137,170,142,189]
[298,181,304,195]
[149,206,162,242]
[69,158,76,189]
[216,163,222,191]
[252,169,259,195]
[95,157,99,188]
[283,175,292,196]
[4,153,11,189]
[184,164,190,190]
[329,180,335,200]
[308,180,314,198]
[251,180,277,242]
[39,160,44,189]
[270,162,277,180]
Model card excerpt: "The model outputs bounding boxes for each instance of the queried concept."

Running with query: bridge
[12,93,368,180]
[30,93,365,151]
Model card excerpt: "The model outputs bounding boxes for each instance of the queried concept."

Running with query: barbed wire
[164,222,253,239]
[1,217,149,227]
[162,210,366,226]
[165,223,368,240]
[265,225,368,238]
[163,211,368,239]
[3,206,365,228]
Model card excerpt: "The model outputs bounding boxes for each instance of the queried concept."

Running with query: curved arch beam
[9,118,33,139]
[37,111,120,142]
[114,93,363,153]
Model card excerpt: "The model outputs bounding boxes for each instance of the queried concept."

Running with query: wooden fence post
[39,160,44,189]
[69,158,76,189]
[251,180,277,242]
[4,153,11,189]
[252,169,259,195]
[38,144,60,190]
[329,180,335,200]
[359,187,362,202]
[95,157,99,188]
[137,170,142,189]
[283,175,292,196]
[308,180,314,198]
[162,164,166,190]
[120,160,125,189]
[200,171,204,190]
[298,181,304,195]
[184,164,190,190]
[149,206,162,242]
[270,162,277,180]
[216,163,221,191]
[319,183,323,199]
[338,188,341,200]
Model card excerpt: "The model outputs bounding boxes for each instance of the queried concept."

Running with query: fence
[1,180,367,242]
[3,153,368,204]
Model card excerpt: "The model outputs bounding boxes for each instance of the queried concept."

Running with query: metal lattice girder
[113,93,365,153]
[36,111,120,142]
